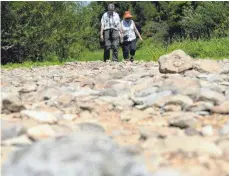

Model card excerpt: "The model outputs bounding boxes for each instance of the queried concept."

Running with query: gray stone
[132,91,172,107]
[164,94,193,108]
[2,94,25,113]
[75,123,105,133]
[168,115,198,129]
[198,88,225,105]
[186,101,214,112]
[2,133,151,176]
[1,120,26,141]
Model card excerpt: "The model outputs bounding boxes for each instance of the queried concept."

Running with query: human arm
[133,22,143,41]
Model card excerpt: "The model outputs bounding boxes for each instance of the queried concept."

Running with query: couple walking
[100,4,143,62]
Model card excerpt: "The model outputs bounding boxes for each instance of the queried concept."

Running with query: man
[100,4,121,62]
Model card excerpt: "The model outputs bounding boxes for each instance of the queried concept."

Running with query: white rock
[20,110,58,124]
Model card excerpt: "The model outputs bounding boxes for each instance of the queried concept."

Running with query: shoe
[130,56,134,62]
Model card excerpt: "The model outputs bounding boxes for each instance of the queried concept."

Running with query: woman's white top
[121,20,136,42]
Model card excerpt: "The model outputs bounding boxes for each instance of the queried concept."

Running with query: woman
[121,11,143,62]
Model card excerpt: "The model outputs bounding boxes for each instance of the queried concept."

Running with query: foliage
[1,1,229,65]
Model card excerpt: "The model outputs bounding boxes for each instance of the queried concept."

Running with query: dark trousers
[104,29,119,62]
[122,39,136,60]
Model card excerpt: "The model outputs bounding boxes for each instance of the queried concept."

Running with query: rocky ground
[1,50,229,176]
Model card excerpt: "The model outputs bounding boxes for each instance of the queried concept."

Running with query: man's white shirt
[101,12,120,31]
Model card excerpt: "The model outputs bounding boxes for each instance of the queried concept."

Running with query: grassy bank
[2,37,228,69]
[77,37,229,61]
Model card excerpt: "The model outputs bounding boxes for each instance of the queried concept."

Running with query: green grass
[2,37,228,69]
[1,60,64,70]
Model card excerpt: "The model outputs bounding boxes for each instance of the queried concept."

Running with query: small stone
[220,120,229,135]
[74,123,105,133]
[163,104,182,112]
[185,128,199,136]
[165,94,193,108]
[62,114,77,121]
[198,88,225,105]
[211,100,229,114]
[200,125,214,136]
[20,110,58,124]
[27,125,56,141]
[2,135,32,146]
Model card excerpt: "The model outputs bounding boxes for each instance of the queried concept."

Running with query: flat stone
[2,135,32,146]
[165,94,193,108]
[211,100,229,114]
[193,59,220,73]
[20,110,58,124]
[27,125,56,141]
[198,88,225,105]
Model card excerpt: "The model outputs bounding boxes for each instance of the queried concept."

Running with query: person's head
[123,11,133,22]
[107,4,115,15]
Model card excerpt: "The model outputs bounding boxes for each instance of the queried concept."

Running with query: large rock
[2,94,25,114]
[2,133,151,176]
[158,50,193,73]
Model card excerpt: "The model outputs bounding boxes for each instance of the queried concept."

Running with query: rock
[198,88,225,105]
[185,128,199,136]
[99,88,118,97]
[19,83,37,93]
[200,125,214,136]
[62,114,77,121]
[27,125,56,141]
[165,94,193,108]
[2,94,25,113]
[168,114,198,129]
[2,133,151,176]
[186,101,214,112]
[193,59,220,73]
[158,50,193,73]
[163,104,182,112]
[143,136,222,157]
[120,109,151,122]
[20,110,58,124]
[1,120,26,141]
[161,77,200,99]
[220,120,229,135]
[211,100,229,114]
[2,135,32,146]
[37,87,61,101]
[132,91,172,107]
[74,123,105,133]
